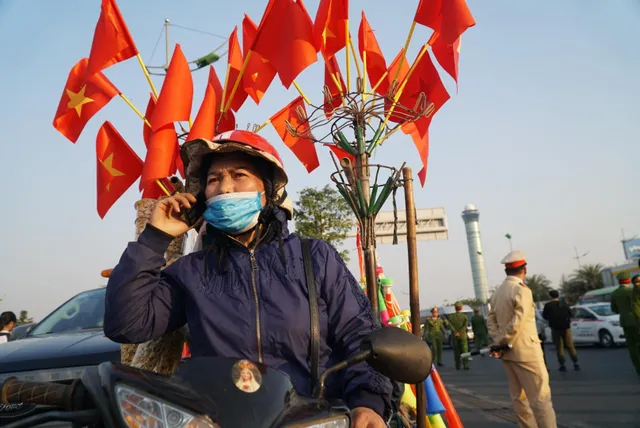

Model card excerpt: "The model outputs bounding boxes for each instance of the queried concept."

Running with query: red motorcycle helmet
[180,130,292,218]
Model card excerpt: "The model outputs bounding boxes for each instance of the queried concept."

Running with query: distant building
[461,204,489,302]
[601,262,640,289]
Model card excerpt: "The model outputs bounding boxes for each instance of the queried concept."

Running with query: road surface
[435,345,640,427]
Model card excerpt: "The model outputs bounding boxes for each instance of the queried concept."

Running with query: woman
[235,364,262,393]
[0,311,17,343]
[104,130,392,427]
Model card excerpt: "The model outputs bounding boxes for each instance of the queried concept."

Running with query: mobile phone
[182,193,206,227]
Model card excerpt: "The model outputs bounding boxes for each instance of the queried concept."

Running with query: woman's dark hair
[0,311,17,330]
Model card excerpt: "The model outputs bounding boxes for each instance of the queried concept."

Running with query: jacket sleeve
[104,224,187,344]
[319,242,393,419]
[487,299,499,341]
[542,303,550,321]
[611,295,619,314]
[502,286,533,345]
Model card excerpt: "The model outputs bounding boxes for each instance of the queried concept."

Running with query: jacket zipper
[249,249,263,363]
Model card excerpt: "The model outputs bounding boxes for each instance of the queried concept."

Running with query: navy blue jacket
[104,219,393,417]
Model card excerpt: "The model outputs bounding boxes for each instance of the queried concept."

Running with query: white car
[569,303,625,347]
[538,303,625,347]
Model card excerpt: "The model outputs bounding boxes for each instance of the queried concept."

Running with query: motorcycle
[0,327,432,428]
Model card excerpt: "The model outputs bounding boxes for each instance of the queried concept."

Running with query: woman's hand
[352,407,386,428]
[149,193,198,237]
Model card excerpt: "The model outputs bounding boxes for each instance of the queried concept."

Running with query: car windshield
[29,289,106,336]
[589,305,614,317]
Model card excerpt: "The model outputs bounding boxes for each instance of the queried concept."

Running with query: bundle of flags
[52,0,475,218]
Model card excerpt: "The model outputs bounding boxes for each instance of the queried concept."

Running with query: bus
[578,286,618,304]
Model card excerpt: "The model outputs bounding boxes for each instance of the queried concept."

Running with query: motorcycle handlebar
[0,378,76,410]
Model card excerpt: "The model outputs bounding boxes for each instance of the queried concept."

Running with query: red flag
[142,93,156,147]
[324,143,354,163]
[323,56,346,118]
[86,0,138,77]
[189,66,236,141]
[358,12,387,94]
[53,58,120,143]
[150,44,193,131]
[96,121,143,218]
[270,96,319,173]
[252,0,317,88]
[379,48,410,96]
[242,14,277,105]
[140,124,180,190]
[414,0,475,46]
[223,27,249,112]
[401,120,429,187]
[395,47,450,122]
[313,0,348,58]
[431,35,461,86]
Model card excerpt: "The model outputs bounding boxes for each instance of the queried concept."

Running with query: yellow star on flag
[322,27,336,45]
[100,152,125,191]
[66,85,95,117]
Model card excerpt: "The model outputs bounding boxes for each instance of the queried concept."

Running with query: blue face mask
[204,192,263,235]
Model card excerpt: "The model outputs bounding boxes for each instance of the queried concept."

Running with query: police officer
[611,272,640,376]
[447,302,470,370]
[422,307,447,366]
[471,308,489,352]
[488,250,556,428]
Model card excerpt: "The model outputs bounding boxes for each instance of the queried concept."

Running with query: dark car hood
[0,330,121,373]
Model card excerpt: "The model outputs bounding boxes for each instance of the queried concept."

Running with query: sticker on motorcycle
[232,360,262,393]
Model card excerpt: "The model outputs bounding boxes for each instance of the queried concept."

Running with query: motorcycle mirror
[360,327,432,384]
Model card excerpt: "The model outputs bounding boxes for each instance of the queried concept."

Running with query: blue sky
[0,0,638,319]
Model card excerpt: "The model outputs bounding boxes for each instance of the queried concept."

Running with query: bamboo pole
[403,166,426,428]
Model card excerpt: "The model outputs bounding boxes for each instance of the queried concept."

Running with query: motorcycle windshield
[174,357,295,427]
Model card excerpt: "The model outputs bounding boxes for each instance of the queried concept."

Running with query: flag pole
[118,93,173,197]
[254,119,271,133]
[348,36,363,83]
[219,61,233,114]
[292,81,312,105]
[372,43,429,151]
[345,20,351,92]
[393,21,416,85]
[136,54,159,99]
[362,50,368,94]
[222,50,253,113]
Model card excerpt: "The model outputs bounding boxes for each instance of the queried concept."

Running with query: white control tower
[461,204,489,302]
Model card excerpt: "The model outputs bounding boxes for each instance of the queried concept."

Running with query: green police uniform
[447,303,470,370]
[611,272,640,375]
[471,312,489,350]
[424,316,447,365]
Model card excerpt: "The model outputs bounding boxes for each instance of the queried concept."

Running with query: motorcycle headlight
[290,415,350,428]
[115,384,217,428]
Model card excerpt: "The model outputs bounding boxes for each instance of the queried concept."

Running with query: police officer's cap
[617,272,631,283]
[501,250,527,269]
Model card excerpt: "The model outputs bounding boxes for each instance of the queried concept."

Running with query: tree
[17,310,34,326]
[560,264,604,305]
[294,185,354,261]
[525,274,553,302]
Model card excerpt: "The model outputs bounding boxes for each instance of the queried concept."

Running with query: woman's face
[204,153,266,201]
[241,369,252,381]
